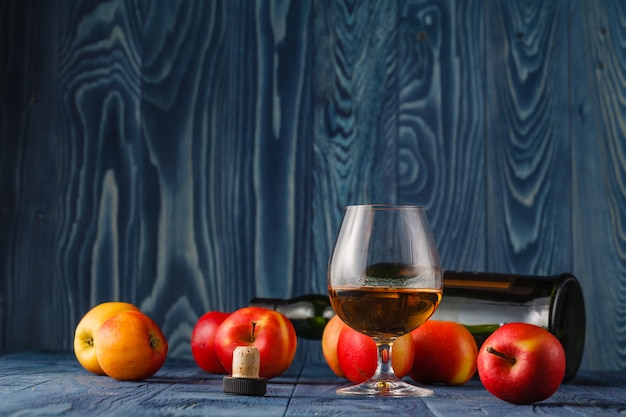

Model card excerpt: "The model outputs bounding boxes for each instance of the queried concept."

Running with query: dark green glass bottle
[250,271,585,382]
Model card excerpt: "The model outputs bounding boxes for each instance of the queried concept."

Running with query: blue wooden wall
[1,0,625,371]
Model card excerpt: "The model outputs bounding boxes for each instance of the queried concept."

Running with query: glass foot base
[336,379,434,397]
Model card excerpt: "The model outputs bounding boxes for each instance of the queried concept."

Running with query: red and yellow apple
[74,301,141,374]
[409,320,477,385]
[335,325,378,383]
[95,310,168,381]
[322,317,414,384]
[477,322,566,404]
[191,311,231,374]
[321,315,348,378]
[214,307,297,379]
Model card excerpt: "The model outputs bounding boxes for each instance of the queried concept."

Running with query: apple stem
[250,321,257,343]
[486,346,516,365]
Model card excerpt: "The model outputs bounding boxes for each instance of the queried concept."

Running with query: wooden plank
[1,353,626,416]
[248,0,314,299]
[135,0,254,356]
[0,353,297,416]
[484,0,571,274]
[570,0,626,371]
[0,0,63,350]
[398,0,487,271]
[310,0,400,292]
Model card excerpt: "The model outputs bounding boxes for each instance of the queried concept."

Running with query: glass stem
[372,341,400,384]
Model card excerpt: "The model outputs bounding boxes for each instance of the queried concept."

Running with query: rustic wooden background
[1,0,624,372]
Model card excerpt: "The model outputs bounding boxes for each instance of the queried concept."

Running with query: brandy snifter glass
[328,204,443,397]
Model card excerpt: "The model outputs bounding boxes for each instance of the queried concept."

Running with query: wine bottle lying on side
[249,270,585,383]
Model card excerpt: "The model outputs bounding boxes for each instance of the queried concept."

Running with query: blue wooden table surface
[1,350,624,416]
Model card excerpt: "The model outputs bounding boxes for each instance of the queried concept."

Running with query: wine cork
[223,346,267,396]
[232,346,260,378]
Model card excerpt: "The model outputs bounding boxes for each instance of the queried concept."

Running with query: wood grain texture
[485,0,571,275]
[53,0,314,358]
[134,0,246,355]
[0,0,63,349]
[398,0,486,271]
[55,0,146,352]
[311,0,400,290]
[570,0,626,372]
[1,0,626,373]
[0,352,625,416]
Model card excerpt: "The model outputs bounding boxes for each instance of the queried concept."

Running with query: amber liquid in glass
[329,286,442,340]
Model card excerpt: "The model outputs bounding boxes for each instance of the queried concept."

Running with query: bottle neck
[249,294,334,340]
